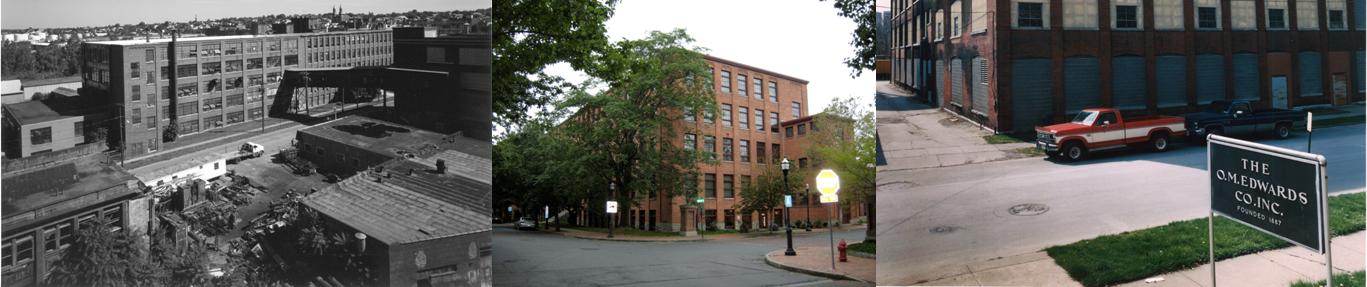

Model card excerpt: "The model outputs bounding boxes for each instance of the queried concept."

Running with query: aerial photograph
[1,0,493,286]
[492,0,877,286]
[878,0,1365,286]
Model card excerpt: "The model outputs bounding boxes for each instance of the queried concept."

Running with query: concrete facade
[892,0,1367,133]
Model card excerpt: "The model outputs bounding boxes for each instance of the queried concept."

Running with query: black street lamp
[608,182,616,239]
[805,184,812,232]
[782,158,796,256]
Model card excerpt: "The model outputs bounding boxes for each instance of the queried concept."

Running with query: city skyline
[1,0,491,29]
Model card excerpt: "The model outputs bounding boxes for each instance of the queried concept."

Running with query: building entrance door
[1271,76,1289,109]
[1332,73,1349,105]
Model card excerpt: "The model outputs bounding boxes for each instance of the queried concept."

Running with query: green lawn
[1047,193,1366,287]
[848,241,875,254]
[1290,271,1365,287]
[984,134,1027,144]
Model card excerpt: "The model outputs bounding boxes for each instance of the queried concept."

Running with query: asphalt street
[876,103,1365,283]
[493,226,871,287]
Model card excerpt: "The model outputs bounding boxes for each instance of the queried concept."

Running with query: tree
[558,29,717,229]
[821,0,876,77]
[493,0,617,126]
[737,165,794,231]
[805,96,877,242]
[46,220,158,287]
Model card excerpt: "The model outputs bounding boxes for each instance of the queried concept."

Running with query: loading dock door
[1195,54,1227,105]
[1064,57,1101,115]
[1155,55,1188,108]
[1011,59,1053,133]
[1113,56,1147,111]
[1299,52,1323,98]
[951,58,964,107]
[971,57,988,115]
[1233,53,1261,102]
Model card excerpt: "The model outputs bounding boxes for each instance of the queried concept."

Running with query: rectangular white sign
[606,201,618,214]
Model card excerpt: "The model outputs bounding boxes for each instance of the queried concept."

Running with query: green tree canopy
[805,96,877,242]
[494,0,618,126]
[821,0,876,77]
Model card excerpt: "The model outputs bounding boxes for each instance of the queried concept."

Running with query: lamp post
[805,184,812,232]
[608,182,616,239]
[782,158,795,256]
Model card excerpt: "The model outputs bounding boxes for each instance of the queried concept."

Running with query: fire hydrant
[837,239,848,262]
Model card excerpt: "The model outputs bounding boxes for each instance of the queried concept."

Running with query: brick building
[892,0,1366,133]
[390,27,492,140]
[295,115,488,177]
[627,55,867,234]
[80,29,394,160]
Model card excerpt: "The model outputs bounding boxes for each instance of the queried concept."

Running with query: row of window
[717,69,781,103]
[683,134,782,164]
[1009,0,1352,31]
[684,102,804,130]
[1,205,122,269]
[697,157,812,199]
[307,32,391,49]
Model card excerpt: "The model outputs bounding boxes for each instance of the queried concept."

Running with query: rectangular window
[754,108,765,130]
[227,111,244,124]
[426,47,449,63]
[202,97,222,112]
[43,227,58,252]
[1297,0,1319,30]
[130,62,141,78]
[267,56,281,68]
[1017,2,1045,28]
[285,54,299,66]
[721,104,732,127]
[769,112,779,132]
[227,93,244,106]
[249,75,263,86]
[798,124,807,135]
[768,81,777,102]
[247,58,263,70]
[180,119,199,134]
[683,106,696,122]
[790,101,801,119]
[752,78,762,99]
[720,71,731,93]
[737,74,747,96]
[722,138,733,161]
[73,121,82,138]
[131,85,141,101]
[201,62,221,75]
[227,77,243,90]
[684,133,696,151]
[1329,10,1346,29]
[146,71,155,84]
[176,63,197,78]
[104,206,123,230]
[246,42,261,53]
[30,127,51,145]
[1152,0,1182,30]
[786,126,795,137]
[1267,0,1288,29]
[705,174,717,198]
[267,72,281,83]
[704,135,716,159]
[723,175,734,198]
[1198,7,1219,29]
[756,142,766,164]
[130,108,142,124]
[145,49,155,61]
[1063,0,1099,29]
[146,116,156,129]
[178,101,198,115]
[204,79,221,93]
[739,140,749,162]
[1115,5,1140,29]
[738,107,749,130]
[951,1,962,36]
[771,143,781,163]
[225,42,241,55]
[225,60,242,73]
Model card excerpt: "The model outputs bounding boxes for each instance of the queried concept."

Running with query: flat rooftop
[20,75,81,87]
[86,29,392,46]
[304,156,491,245]
[2,155,138,218]
[3,100,76,126]
[299,115,488,159]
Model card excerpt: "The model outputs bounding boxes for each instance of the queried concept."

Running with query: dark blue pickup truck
[1185,100,1308,140]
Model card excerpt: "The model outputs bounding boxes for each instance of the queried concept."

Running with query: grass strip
[1046,192,1365,287]
[847,241,875,254]
[984,134,1028,144]
[1289,270,1365,287]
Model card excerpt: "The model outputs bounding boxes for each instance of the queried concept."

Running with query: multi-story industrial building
[81,29,394,159]
[628,55,867,234]
[892,0,1366,133]
[391,27,492,140]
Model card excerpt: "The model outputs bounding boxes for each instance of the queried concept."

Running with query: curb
[548,229,706,242]
[763,252,870,284]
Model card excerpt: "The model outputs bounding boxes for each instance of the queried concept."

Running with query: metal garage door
[1233,53,1260,101]
[1012,59,1053,133]
[1196,54,1226,105]
[1112,56,1146,110]
[935,60,945,100]
[912,59,921,89]
[972,57,988,114]
[1299,52,1322,97]
[1064,57,1101,114]
[1355,52,1364,93]
[1156,55,1187,108]
[951,58,964,106]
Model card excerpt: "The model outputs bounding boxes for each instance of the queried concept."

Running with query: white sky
[541,0,875,119]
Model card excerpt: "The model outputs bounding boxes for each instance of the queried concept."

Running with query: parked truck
[1183,100,1307,140]
[1036,108,1187,161]
[228,142,265,164]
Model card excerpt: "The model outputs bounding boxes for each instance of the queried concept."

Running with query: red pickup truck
[1035,108,1187,161]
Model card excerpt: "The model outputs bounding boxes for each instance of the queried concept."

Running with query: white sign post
[784,195,793,208]
[815,169,841,270]
[606,201,618,214]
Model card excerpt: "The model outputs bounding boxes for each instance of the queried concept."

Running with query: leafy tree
[493,0,617,126]
[804,96,877,242]
[558,29,717,228]
[737,165,795,231]
[821,0,875,77]
[46,220,158,287]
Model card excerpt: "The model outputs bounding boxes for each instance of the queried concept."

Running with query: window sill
[1013,26,1048,30]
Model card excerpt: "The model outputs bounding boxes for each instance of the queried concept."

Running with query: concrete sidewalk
[765,246,875,284]
[876,81,1034,175]
[1118,231,1365,287]
[915,251,1081,286]
[551,225,868,242]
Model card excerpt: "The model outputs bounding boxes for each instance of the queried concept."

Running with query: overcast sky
[1,0,490,29]
[544,0,875,118]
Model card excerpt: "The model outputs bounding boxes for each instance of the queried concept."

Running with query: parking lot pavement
[875,81,1034,175]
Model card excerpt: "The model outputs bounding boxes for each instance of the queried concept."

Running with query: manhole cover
[1008,203,1049,216]
[929,226,958,234]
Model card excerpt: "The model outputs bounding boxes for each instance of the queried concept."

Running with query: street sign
[544,206,549,219]
[696,198,704,204]
[1209,135,1327,253]
[816,169,840,203]
[785,195,793,208]
[606,201,618,214]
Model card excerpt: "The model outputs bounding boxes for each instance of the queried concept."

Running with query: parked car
[1184,100,1307,140]
[1036,108,1186,161]
[515,217,537,230]
[227,142,265,164]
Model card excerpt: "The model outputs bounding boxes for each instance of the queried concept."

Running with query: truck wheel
[1274,123,1291,139]
[1150,133,1171,152]
[1063,142,1087,162]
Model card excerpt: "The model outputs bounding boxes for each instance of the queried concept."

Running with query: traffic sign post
[784,195,793,208]
[1207,134,1329,286]
[606,201,618,239]
[815,169,841,270]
